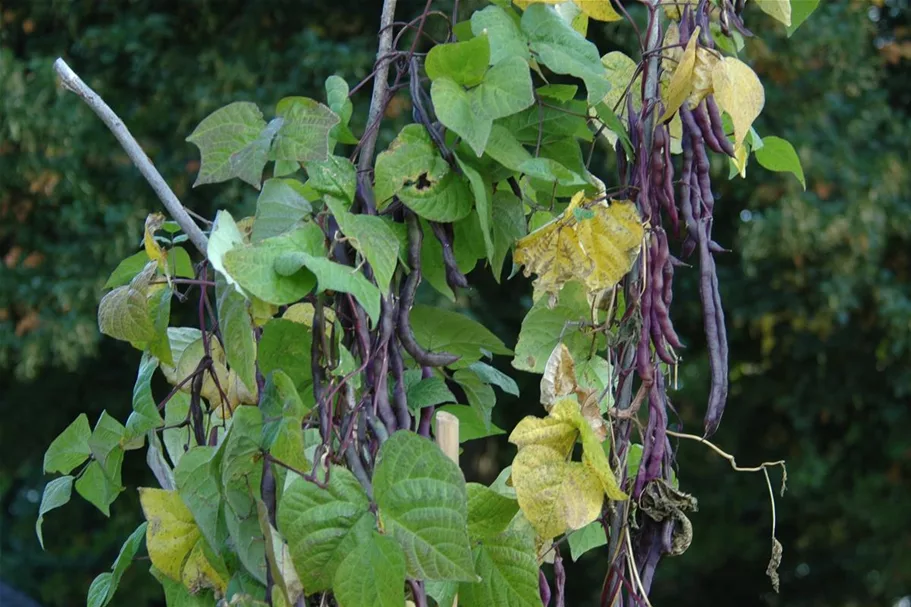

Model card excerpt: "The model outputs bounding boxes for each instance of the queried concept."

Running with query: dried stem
[53,58,209,255]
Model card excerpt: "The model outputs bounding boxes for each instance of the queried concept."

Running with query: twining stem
[52,58,209,255]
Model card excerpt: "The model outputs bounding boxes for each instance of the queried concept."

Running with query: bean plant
[38,0,812,605]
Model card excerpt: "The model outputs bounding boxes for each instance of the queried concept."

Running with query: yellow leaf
[577,417,627,501]
[282,302,337,326]
[712,57,765,148]
[139,488,228,594]
[600,51,641,125]
[732,142,749,178]
[511,445,604,539]
[509,414,578,456]
[514,192,643,303]
[755,0,792,26]
[664,0,697,20]
[690,48,721,108]
[574,0,622,22]
[575,200,643,294]
[541,343,578,408]
[257,498,304,606]
[660,27,700,123]
[144,213,167,268]
[514,0,561,8]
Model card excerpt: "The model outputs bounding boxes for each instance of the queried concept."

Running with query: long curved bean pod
[397,213,460,367]
[698,220,728,437]
[705,96,735,156]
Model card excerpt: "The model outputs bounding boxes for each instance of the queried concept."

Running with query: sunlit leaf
[514,192,643,302]
[521,4,610,104]
[660,27,700,122]
[573,0,622,22]
[712,57,765,148]
[274,251,380,325]
[223,223,325,306]
[510,444,603,539]
[787,0,819,35]
[471,5,529,65]
[139,488,228,595]
[756,0,791,26]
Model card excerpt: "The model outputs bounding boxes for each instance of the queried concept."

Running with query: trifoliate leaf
[712,57,765,148]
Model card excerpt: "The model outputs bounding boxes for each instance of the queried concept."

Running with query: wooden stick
[435,411,459,465]
[434,410,459,607]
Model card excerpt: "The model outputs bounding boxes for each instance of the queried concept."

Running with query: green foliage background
[1,0,909,605]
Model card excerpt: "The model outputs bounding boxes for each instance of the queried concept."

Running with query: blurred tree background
[1,0,908,606]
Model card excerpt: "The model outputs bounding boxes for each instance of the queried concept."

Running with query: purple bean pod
[679,134,699,247]
[651,230,685,350]
[691,102,725,155]
[705,95,735,157]
[429,221,468,290]
[661,135,679,233]
[698,219,728,438]
[398,213,461,367]
[691,134,715,216]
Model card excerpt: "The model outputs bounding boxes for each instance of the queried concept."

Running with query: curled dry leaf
[540,343,608,441]
[514,191,643,304]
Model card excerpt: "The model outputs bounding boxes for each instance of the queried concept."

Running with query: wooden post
[435,410,459,607]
